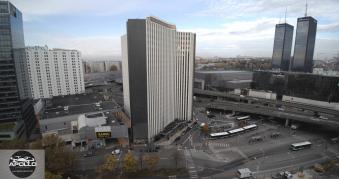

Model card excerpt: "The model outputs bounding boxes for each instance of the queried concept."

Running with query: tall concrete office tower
[122,16,195,142]
[291,16,317,73]
[272,23,294,71]
[0,1,36,141]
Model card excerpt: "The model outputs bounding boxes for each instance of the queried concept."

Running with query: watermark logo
[9,151,36,178]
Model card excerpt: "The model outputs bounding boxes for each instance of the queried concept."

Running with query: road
[194,88,339,116]
[178,102,339,179]
[208,100,339,127]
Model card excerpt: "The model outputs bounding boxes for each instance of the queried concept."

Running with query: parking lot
[183,97,339,178]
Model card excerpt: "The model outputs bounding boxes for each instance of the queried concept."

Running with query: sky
[9,0,339,60]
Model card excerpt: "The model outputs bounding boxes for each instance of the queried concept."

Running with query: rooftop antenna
[305,0,308,17]
[284,7,287,23]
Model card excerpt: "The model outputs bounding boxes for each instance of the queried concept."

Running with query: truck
[236,168,253,179]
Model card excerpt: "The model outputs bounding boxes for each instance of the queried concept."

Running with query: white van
[236,168,252,178]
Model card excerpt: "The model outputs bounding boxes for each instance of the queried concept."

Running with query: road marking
[184,149,200,179]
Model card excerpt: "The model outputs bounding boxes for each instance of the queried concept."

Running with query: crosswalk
[184,149,199,179]
[207,142,230,148]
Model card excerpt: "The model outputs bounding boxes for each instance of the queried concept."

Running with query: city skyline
[9,0,339,60]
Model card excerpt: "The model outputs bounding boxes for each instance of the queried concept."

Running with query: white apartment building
[122,16,195,142]
[25,46,85,99]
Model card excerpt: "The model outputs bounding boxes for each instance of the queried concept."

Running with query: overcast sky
[10,0,339,60]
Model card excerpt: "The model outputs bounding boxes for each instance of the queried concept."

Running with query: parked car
[270,132,281,138]
[331,137,339,144]
[291,124,299,130]
[112,149,121,155]
[249,136,263,143]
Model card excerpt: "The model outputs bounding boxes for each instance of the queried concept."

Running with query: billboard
[96,132,111,139]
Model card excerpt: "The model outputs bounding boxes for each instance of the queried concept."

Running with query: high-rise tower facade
[0,1,36,141]
[292,16,317,73]
[122,16,195,142]
[25,46,85,99]
[272,23,294,71]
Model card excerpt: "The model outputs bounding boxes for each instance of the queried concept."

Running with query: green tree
[144,154,159,171]
[122,152,138,174]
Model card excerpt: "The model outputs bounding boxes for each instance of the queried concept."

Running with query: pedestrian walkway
[184,148,199,179]
[207,142,230,148]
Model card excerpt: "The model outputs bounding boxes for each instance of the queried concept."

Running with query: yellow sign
[96,132,111,139]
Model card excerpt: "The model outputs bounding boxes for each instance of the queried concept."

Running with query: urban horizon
[1,1,339,179]
[8,0,339,60]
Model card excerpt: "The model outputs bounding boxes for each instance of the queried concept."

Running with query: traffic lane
[75,148,122,170]
[203,151,326,179]
[197,139,325,177]
[208,102,339,127]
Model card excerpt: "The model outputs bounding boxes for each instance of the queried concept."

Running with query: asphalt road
[180,100,339,178]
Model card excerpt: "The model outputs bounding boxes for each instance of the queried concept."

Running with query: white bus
[242,124,258,131]
[209,131,229,139]
[228,128,245,136]
[236,115,250,121]
[290,141,312,151]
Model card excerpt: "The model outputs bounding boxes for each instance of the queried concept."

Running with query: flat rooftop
[42,93,119,119]
[196,70,252,74]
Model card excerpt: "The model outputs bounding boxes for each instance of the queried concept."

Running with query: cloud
[10,0,339,59]
[10,0,147,21]
[194,0,339,21]
[319,23,339,32]
[181,16,339,58]
[26,34,121,60]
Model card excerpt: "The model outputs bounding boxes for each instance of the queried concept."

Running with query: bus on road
[209,131,229,139]
[236,115,250,121]
[290,141,312,151]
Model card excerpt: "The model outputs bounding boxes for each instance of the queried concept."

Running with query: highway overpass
[206,101,339,128]
[193,89,339,127]
[194,89,339,117]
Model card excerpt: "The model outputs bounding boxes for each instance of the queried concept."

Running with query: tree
[31,134,77,176]
[110,65,118,71]
[144,154,159,171]
[0,139,28,149]
[45,170,62,179]
[201,123,209,135]
[173,150,182,169]
[122,151,138,174]
[97,154,118,173]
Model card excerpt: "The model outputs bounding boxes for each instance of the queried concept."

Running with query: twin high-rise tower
[272,16,317,73]
[291,16,317,73]
[272,23,294,71]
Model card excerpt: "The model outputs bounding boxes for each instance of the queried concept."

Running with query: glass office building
[252,71,339,102]
[272,23,294,71]
[292,16,317,73]
[0,1,36,141]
